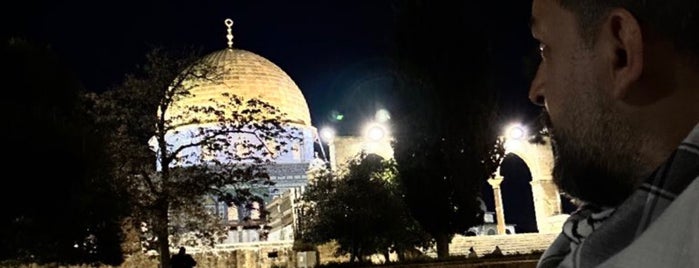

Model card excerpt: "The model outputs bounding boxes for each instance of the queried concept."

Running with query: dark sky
[5,0,569,233]
[5,0,402,132]
[5,0,540,131]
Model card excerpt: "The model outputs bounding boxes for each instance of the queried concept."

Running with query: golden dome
[168,48,311,126]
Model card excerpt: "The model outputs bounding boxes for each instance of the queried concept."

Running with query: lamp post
[488,123,527,235]
[320,127,336,171]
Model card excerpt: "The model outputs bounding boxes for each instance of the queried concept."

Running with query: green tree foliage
[91,47,301,268]
[299,153,431,263]
[391,1,505,258]
[0,38,128,265]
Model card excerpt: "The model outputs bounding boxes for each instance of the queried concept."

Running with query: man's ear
[600,8,644,100]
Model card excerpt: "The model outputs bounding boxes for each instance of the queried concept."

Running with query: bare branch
[140,170,160,196]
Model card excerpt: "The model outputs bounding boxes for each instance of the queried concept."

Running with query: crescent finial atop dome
[225,19,234,49]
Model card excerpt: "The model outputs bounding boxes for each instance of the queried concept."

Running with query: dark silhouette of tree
[390,1,504,259]
[91,47,301,268]
[298,153,431,263]
[0,38,128,265]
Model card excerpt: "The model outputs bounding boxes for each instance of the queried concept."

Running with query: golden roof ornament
[225,18,234,49]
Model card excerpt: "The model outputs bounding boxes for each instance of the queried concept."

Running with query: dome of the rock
[167,48,311,126]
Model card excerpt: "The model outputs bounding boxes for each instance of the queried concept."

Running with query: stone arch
[498,136,567,234]
[499,154,538,233]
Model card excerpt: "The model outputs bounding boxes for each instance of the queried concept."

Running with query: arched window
[250,201,261,220]
[235,137,249,159]
[292,142,301,161]
[227,204,239,222]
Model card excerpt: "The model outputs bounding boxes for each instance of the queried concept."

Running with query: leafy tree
[91,47,301,268]
[0,38,128,265]
[298,153,430,263]
[390,1,504,258]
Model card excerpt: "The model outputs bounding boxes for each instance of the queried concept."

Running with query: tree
[92,47,301,268]
[298,153,431,263]
[0,38,128,265]
[390,1,504,259]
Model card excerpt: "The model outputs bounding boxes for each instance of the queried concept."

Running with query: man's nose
[529,65,545,106]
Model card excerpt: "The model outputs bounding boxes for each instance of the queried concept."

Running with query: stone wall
[201,242,299,268]
[315,233,557,265]
[4,234,558,268]
[331,136,393,171]
[317,241,350,265]
[360,257,540,268]
[449,233,557,258]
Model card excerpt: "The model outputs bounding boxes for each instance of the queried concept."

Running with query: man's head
[529,0,699,206]
[557,0,699,65]
[179,247,186,255]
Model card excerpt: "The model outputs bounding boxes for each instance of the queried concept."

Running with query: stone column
[328,140,336,171]
[530,175,563,233]
[237,225,244,243]
[488,176,506,235]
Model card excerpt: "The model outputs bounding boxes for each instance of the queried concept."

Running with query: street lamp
[361,120,394,158]
[507,124,525,140]
[320,127,335,142]
[366,124,386,141]
[503,123,527,153]
[319,126,336,170]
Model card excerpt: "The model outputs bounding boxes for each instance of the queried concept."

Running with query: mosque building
[162,19,321,244]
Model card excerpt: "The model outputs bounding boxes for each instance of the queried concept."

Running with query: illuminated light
[375,109,391,123]
[508,126,525,140]
[320,127,335,141]
[368,126,385,141]
[329,110,344,121]
[503,123,527,153]
[365,123,386,141]
[505,123,527,140]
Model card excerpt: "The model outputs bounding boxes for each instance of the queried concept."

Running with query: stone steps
[448,233,558,257]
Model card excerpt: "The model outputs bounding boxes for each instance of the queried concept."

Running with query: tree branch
[139,170,160,196]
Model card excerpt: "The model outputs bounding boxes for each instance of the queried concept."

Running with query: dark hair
[558,0,699,65]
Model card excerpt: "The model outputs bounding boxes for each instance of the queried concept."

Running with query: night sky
[5,0,571,233]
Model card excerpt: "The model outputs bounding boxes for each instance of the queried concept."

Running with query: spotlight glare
[366,125,385,141]
[509,127,524,140]
[320,127,335,141]
[505,123,527,140]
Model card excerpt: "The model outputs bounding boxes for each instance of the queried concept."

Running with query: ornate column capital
[488,176,504,188]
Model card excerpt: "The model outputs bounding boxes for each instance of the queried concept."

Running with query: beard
[540,106,647,207]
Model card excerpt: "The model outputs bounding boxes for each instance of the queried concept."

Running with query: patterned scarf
[538,124,699,268]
